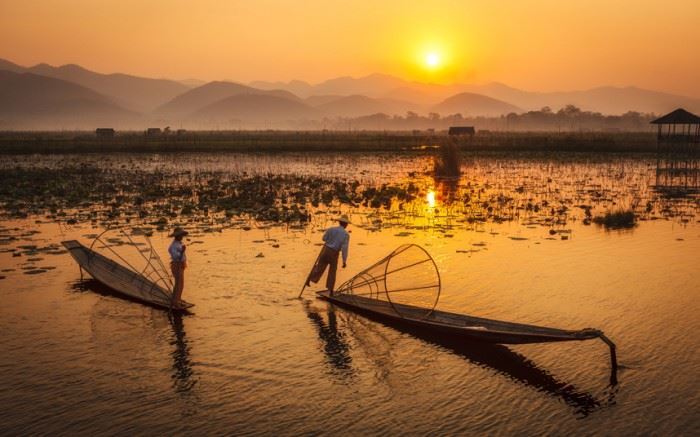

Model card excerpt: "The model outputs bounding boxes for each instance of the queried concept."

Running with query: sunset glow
[0,0,698,96]
[425,52,441,69]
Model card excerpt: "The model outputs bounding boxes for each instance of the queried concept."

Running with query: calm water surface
[0,153,698,435]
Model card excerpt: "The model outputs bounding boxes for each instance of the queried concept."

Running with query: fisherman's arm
[341,234,349,268]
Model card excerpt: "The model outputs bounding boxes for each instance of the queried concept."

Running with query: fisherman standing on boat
[168,227,188,307]
[306,215,350,294]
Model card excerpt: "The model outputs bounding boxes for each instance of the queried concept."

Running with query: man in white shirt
[168,227,188,307]
[306,215,350,294]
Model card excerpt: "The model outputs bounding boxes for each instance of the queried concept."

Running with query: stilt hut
[651,108,700,153]
[651,108,700,192]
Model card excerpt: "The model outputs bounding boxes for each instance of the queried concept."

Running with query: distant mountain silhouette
[192,94,319,122]
[315,94,422,117]
[0,70,135,128]
[252,73,407,99]
[0,58,25,73]
[250,79,314,97]
[0,59,190,112]
[382,86,440,105]
[458,83,700,114]
[178,78,207,88]
[304,95,346,106]
[255,73,700,115]
[432,92,522,116]
[313,73,407,97]
[2,55,699,128]
[156,81,301,119]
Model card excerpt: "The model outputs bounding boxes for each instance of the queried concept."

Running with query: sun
[425,52,441,69]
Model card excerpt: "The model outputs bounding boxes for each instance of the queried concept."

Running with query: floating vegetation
[0,153,697,235]
[593,210,637,229]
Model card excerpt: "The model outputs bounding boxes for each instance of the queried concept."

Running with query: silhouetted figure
[307,215,350,293]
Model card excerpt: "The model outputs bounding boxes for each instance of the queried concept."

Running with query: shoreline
[0,130,665,154]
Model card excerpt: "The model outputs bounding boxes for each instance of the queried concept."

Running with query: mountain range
[1,57,699,129]
[0,70,135,128]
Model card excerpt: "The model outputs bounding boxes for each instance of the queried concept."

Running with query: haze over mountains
[1,57,698,130]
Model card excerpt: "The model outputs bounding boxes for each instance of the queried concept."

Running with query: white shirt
[168,240,187,262]
[323,225,350,264]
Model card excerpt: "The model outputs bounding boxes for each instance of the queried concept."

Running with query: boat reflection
[301,300,356,381]
[322,300,616,418]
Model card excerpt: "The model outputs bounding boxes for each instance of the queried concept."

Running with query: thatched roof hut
[651,108,700,125]
[651,108,700,150]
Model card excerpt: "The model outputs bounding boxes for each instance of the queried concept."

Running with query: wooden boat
[310,244,617,370]
[317,291,611,345]
[62,240,194,311]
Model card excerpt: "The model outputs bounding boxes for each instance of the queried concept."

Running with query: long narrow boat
[310,244,616,369]
[317,291,610,345]
[62,240,194,311]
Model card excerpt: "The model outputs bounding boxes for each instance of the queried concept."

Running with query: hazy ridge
[1,57,699,130]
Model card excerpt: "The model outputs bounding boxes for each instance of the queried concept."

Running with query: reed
[592,210,637,229]
[434,140,461,179]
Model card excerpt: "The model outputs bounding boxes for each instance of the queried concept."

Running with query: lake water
[0,152,698,435]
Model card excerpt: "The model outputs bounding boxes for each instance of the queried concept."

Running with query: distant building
[651,108,700,146]
[145,128,162,137]
[95,128,115,138]
[448,126,475,136]
[651,108,700,192]
[176,129,187,136]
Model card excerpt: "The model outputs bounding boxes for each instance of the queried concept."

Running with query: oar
[298,249,322,298]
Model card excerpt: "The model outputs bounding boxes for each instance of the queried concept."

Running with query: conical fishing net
[90,227,174,295]
[336,244,441,319]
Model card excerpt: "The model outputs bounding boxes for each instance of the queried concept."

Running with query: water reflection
[70,279,199,400]
[168,313,197,394]
[302,301,356,382]
[654,157,700,197]
[324,301,614,418]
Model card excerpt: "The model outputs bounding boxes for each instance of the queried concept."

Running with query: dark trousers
[308,245,339,292]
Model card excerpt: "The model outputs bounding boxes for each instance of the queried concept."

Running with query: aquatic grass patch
[434,141,461,179]
[593,210,637,229]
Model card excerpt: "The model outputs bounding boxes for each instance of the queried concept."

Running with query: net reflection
[323,301,615,419]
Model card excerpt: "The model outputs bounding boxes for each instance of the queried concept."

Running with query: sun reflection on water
[426,190,436,208]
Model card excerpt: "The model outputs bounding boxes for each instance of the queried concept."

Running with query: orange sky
[1,0,699,96]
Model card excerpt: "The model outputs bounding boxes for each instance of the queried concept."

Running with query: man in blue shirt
[306,215,350,294]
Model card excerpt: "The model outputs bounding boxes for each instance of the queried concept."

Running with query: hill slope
[23,62,188,112]
[192,94,319,122]
[432,92,521,116]
[0,70,136,128]
[155,81,301,119]
[315,94,421,117]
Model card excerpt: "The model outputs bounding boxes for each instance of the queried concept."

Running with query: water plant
[434,140,461,179]
[593,210,637,229]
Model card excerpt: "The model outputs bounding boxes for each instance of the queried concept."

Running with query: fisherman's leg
[171,263,183,304]
[326,253,338,293]
[308,248,330,284]
[174,266,184,301]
